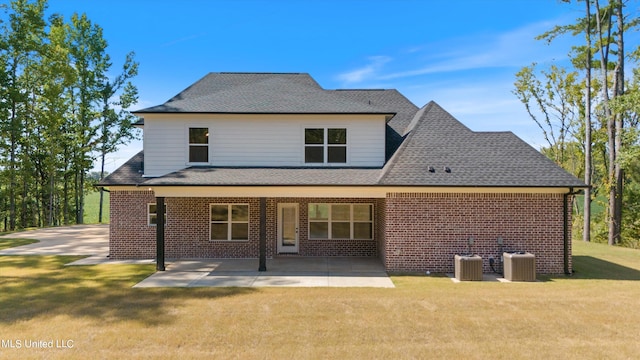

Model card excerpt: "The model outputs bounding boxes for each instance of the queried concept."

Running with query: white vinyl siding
[142,114,386,176]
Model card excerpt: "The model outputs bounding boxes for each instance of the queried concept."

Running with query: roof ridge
[377,101,435,184]
[217,72,307,75]
[333,89,388,91]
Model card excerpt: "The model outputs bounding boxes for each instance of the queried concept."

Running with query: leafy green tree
[65,12,109,224]
[96,51,139,223]
[517,0,640,246]
[0,0,47,229]
[0,0,139,230]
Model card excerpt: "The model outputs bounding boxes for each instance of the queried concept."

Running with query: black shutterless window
[189,128,209,163]
[304,128,346,164]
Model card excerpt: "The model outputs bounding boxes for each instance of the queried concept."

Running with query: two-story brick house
[99,72,586,274]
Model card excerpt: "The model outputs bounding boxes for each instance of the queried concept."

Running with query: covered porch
[135,256,394,288]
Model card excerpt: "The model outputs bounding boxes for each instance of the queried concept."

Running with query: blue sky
[44,0,589,172]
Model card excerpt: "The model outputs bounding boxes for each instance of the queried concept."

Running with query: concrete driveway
[0,224,109,257]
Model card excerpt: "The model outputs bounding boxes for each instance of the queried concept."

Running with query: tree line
[513,0,640,247]
[0,0,138,231]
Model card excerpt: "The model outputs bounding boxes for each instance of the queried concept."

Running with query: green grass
[83,190,109,224]
[0,238,39,250]
[1,241,639,358]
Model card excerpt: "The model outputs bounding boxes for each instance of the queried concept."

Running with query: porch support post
[156,196,165,271]
[259,197,267,271]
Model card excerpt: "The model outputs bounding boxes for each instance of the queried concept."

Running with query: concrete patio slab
[134,257,395,288]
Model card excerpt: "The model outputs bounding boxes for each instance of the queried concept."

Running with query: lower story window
[210,204,249,241]
[308,203,373,240]
[148,203,167,226]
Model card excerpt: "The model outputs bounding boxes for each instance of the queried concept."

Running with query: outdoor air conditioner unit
[454,254,483,281]
[503,252,536,282]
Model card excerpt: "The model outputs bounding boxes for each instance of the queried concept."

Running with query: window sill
[209,240,250,242]
[309,238,374,241]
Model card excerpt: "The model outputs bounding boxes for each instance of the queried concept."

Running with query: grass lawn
[83,191,109,224]
[1,241,640,359]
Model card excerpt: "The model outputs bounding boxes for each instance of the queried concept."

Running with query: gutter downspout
[564,187,581,275]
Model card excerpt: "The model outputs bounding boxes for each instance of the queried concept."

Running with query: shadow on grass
[0,255,257,326]
[568,255,640,280]
[0,238,39,250]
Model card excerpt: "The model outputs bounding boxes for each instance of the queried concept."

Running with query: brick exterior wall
[384,192,571,274]
[109,190,571,274]
[109,190,157,259]
[109,192,380,259]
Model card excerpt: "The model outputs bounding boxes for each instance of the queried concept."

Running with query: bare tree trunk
[98,149,106,223]
[583,0,593,242]
[612,0,624,244]
[594,0,617,245]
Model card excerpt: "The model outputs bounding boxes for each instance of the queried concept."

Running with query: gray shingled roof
[142,167,381,186]
[102,73,586,189]
[134,72,396,115]
[334,89,418,160]
[378,102,586,187]
[99,151,145,186]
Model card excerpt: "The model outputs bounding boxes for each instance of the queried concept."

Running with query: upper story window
[189,127,209,163]
[304,128,347,164]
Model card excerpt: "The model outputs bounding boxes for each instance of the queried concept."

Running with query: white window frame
[187,127,210,165]
[147,203,167,226]
[303,127,348,165]
[308,203,374,240]
[209,204,250,241]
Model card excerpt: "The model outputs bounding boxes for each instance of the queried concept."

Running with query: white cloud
[336,56,392,84]
[337,19,574,84]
